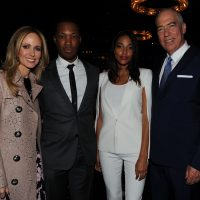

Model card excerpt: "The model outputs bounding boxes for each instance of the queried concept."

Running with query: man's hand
[185,165,200,185]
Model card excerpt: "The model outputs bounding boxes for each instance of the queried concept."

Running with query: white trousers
[99,151,145,200]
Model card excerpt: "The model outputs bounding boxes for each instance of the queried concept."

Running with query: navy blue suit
[150,46,200,200]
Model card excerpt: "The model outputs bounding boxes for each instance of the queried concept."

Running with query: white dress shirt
[56,56,87,109]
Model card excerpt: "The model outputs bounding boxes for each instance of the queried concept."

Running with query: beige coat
[0,70,42,200]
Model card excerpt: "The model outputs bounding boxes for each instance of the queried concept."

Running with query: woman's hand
[95,150,102,172]
[135,157,148,181]
[0,186,9,199]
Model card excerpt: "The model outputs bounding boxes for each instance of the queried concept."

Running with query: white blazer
[96,68,152,154]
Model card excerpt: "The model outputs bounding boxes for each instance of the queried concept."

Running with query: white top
[56,56,87,109]
[96,68,152,154]
[107,82,126,115]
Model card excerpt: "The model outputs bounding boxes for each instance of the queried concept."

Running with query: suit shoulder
[42,60,56,74]
[186,45,200,58]
[40,60,56,82]
[46,60,56,70]
[82,60,99,72]
[189,45,200,52]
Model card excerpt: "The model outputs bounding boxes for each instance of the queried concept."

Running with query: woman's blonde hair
[2,26,49,96]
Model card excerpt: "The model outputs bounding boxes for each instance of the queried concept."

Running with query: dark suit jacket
[39,59,99,170]
[150,46,200,170]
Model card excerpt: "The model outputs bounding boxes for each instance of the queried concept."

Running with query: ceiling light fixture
[133,30,152,40]
[131,0,189,16]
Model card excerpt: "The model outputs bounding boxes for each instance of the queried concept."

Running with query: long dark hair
[108,30,141,86]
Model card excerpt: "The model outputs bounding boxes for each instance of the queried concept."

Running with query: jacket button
[13,155,20,162]
[11,179,18,185]
[15,106,22,113]
[14,131,22,137]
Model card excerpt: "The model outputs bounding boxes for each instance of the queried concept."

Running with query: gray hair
[155,8,184,26]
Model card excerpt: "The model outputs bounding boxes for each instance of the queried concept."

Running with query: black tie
[67,64,77,111]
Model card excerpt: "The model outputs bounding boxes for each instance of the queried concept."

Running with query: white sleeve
[95,72,107,131]
[141,69,152,126]
[140,68,152,157]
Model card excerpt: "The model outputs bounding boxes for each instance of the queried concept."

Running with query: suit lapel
[50,61,72,106]
[78,64,87,112]
[160,46,195,92]
[78,62,94,113]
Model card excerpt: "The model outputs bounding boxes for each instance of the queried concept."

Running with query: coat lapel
[31,82,42,102]
[12,72,42,109]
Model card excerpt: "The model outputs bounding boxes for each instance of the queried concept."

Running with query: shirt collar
[167,41,190,64]
[57,55,79,67]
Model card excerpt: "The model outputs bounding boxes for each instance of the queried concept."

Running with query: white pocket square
[177,75,193,78]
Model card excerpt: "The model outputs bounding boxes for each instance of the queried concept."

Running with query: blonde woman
[0,26,49,200]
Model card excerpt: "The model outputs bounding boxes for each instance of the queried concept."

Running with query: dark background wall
[0,0,199,70]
